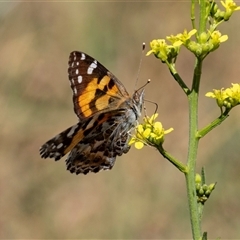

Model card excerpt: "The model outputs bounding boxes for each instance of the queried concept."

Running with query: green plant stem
[191,0,196,30]
[167,62,190,95]
[198,168,206,222]
[157,145,187,173]
[185,58,203,240]
[199,0,207,34]
[197,108,230,138]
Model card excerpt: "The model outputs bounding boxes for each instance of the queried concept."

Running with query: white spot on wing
[70,78,74,85]
[81,53,86,60]
[67,124,79,138]
[78,75,82,83]
[57,143,64,149]
[87,60,97,75]
[73,87,77,95]
[76,69,79,75]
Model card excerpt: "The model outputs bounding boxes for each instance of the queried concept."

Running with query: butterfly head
[132,88,144,118]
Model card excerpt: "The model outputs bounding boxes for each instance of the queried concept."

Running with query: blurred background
[1,2,240,239]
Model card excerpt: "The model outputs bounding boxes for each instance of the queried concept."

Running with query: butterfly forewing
[68,51,130,120]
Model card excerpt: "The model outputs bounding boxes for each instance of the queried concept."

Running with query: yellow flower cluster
[129,114,174,149]
[147,29,228,61]
[206,83,240,109]
[146,1,240,61]
[146,39,180,63]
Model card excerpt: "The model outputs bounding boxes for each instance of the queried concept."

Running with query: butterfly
[40,51,144,175]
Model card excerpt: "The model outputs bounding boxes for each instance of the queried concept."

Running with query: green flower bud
[208,183,216,191]
[202,184,208,192]
[196,183,201,192]
[198,187,204,196]
[205,190,211,197]
[199,32,208,44]
[195,173,202,184]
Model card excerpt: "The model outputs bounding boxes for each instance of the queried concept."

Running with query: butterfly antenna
[134,42,146,90]
[137,78,151,93]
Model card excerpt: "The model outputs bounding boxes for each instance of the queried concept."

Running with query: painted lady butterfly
[40,51,144,175]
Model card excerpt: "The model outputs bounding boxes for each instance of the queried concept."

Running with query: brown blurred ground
[0,2,240,239]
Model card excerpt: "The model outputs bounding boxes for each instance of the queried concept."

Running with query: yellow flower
[147,39,180,62]
[206,83,240,109]
[211,31,228,43]
[206,88,229,108]
[174,29,197,45]
[146,39,168,60]
[226,83,240,107]
[208,30,228,51]
[221,0,240,10]
[129,113,174,149]
[221,0,240,20]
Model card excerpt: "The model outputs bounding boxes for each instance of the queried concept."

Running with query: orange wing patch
[78,75,121,117]
[78,78,99,117]
[95,95,111,110]
[63,128,85,154]
[98,75,119,95]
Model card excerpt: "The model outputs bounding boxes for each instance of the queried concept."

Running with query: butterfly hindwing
[66,111,132,175]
